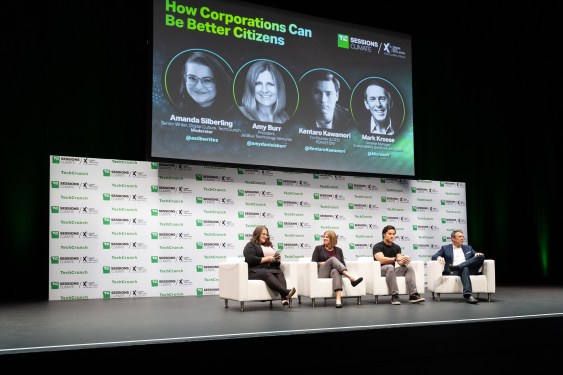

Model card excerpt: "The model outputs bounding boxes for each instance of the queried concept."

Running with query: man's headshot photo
[352,78,403,136]
[298,69,351,132]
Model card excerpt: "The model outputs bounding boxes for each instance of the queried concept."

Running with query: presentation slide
[151,0,414,176]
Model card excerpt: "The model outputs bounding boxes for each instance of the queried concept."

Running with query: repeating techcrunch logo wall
[49,155,467,300]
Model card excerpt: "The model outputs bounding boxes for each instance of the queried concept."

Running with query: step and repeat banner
[49,155,467,300]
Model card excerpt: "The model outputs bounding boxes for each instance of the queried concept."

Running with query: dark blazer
[307,104,351,132]
[431,244,477,266]
[243,241,281,274]
[311,245,346,266]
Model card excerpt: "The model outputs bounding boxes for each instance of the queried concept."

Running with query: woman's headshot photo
[235,59,297,124]
[165,49,233,117]
[297,69,351,132]
[350,77,405,136]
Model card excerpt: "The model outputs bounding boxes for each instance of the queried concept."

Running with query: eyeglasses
[185,75,216,88]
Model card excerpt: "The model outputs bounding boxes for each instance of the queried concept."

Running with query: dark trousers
[443,256,485,297]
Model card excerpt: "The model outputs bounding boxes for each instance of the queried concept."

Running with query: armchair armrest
[218,261,248,300]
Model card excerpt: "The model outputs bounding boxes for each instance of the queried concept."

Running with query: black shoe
[351,277,363,287]
[449,265,460,272]
[466,296,478,304]
[409,293,425,303]
[335,303,343,308]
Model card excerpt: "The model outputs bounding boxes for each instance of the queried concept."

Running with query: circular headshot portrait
[297,69,352,132]
[234,59,298,124]
[350,77,405,136]
[164,49,234,117]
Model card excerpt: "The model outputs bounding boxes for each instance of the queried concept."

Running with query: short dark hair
[382,225,396,235]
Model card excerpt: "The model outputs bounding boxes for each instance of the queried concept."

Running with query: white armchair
[426,259,495,301]
[360,259,425,303]
[218,258,298,311]
[296,260,366,307]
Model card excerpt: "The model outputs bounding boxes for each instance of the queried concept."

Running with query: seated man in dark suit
[431,229,485,304]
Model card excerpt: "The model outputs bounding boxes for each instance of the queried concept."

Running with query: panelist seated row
[219,225,494,311]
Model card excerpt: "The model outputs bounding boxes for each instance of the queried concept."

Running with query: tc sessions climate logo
[337,34,406,58]
[52,156,99,166]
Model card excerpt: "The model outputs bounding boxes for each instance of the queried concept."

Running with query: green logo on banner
[276,179,282,185]
[196,219,203,226]
[151,256,158,263]
[349,244,355,250]
[411,187,417,193]
[103,169,110,176]
[196,242,203,249]
[277,221,283,228]
[196,265,203,272]
[151,209,158,216]
[151,232,158,239]
[51,282,59,289]
[103,242,110,249]
[381,196,387,202]
[197,288,204,296]
[382,216,387,222]
[51,231,59,238]
[151,280,159,287]
[277,200,283,207]
[237,169,244,174]
[337,34,349,48]
[151,185,158,192]
[238,189,244,196]
[51,181,59,188]
[196,174,203,181]
[348,183,353,189]
[103,193,110,201]
[103,291,110,299]
[314,214,319,220]
[349,223,355,229]
[413,244,419,250]
[238,211,244,218]
[51,256,59,264]
[52,156,60,163]
[151,162,159,169]
[103,217,110,225]
[278,243,284,250]
[413,225,418,230]
[348,203,354,209]
[442,236,448,242]
[51,206,59,213]
[103,266,110,274]
[238,233,244,240]
[315,234,321,241]
[314,193,319,199]
[196,197,203,204]
[441,218,446,223]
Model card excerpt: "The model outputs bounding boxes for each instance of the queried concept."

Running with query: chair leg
[357,297,361,305]
[487,293,491,302]
[269,300,273,308]
[240,302,245,312]
[375,296,379,304]
[312,298,316,307]
[298,296,301,304]
[436,293,440,301]
[224,299,229,308]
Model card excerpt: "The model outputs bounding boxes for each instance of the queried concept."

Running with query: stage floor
[1,285,562,357]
